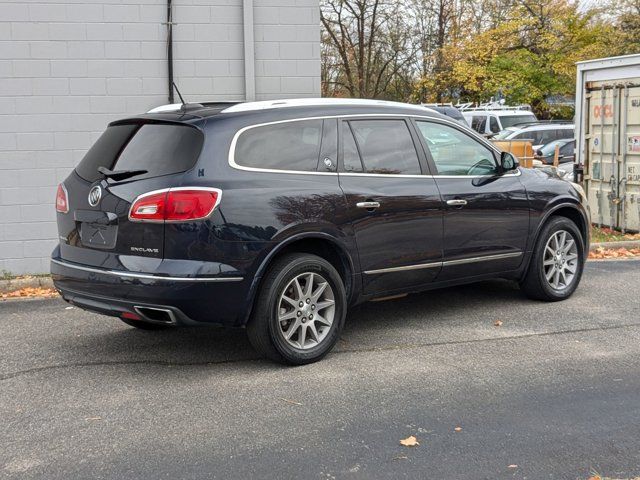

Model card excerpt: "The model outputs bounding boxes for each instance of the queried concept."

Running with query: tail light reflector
[129,188,221,223]
[56,183,69,213]
[121,311,142,321]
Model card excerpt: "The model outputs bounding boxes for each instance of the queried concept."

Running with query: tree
[320,0,416,99]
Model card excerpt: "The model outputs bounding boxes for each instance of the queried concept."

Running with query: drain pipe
[166,0,175,103]
[243,0,256,101]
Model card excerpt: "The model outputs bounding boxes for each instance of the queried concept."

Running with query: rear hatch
[57,118,204,268]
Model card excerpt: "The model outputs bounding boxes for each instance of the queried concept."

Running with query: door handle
[446,199,468,206]
[356,201,380,210]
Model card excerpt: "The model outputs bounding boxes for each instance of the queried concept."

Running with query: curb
[0,276,54,294]
[590,240,640,251]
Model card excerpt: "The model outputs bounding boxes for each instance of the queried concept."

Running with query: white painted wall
[0,0,320,274]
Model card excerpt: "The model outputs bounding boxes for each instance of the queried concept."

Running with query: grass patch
[590,225,640,243]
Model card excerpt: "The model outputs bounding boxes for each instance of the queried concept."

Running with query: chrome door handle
[446,199,467,206]
[356,201,380,209]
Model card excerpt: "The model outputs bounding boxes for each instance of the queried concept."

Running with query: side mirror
[500,152,519,172]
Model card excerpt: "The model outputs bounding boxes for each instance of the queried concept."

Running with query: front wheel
[246,253,347,365]
[520,216,585,301]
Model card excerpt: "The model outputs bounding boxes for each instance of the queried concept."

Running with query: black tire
[246,253,347,365]
[120,318,172,330]
[520,216,585,301]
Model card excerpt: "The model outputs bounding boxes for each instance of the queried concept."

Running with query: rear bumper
[51,256,251,327]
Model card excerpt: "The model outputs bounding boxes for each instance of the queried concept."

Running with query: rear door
[413,119,529,281]
[57,121,204,268]
[337,117,443,295]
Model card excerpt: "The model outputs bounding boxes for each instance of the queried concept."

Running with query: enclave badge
[88,185,102,206]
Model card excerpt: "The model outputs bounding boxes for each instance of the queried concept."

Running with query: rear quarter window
[76,123,203,182]
[234,119,323,172]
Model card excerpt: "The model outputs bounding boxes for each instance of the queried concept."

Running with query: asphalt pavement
[1,259,639,479]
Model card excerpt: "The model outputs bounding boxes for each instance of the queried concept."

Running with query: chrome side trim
[340,172,427,179]
[363,251,522,275]
[364,261,442,275]
[442,251,522,266]
[51,259,243,283]
[227,114,520,178]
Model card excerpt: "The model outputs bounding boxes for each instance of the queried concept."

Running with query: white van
[462,109,538,135]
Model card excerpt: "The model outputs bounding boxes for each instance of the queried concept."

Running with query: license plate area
[76,210,118,250]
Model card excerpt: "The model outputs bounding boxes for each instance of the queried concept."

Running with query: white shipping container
[575,53,640,232]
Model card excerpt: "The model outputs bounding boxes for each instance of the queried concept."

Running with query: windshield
[76,123,203,182]
[499,114,537,128]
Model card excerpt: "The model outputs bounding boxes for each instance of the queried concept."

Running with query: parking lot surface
[1,259,639,479]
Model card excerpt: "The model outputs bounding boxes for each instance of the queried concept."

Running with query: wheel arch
[239,233,357,326]
[522,201,589,280]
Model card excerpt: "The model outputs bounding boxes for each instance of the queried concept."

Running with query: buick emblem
[88,185,102,206]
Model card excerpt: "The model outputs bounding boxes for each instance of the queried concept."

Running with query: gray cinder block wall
[0,0,321,275]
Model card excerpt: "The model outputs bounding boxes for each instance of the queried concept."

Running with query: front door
[337,118,443,295]
[413,119,530,281]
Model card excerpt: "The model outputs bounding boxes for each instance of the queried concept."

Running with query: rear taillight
[129,187,221,223]
[56,183,68,213]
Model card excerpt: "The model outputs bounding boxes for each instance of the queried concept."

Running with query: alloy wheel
[543,229,579,290]
[277,272,336,350]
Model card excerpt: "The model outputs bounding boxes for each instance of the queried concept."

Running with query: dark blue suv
[51,99,590,364]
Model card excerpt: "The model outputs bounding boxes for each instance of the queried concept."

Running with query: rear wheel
[119,318,172,330]
[520,216,585,301]
[247,253,346,365]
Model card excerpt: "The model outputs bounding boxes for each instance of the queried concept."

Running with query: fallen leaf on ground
[494,320,503,327]
[454,426,462,432]
[1,287,58,299]
[589,247,640,260]
[399,435,419,447]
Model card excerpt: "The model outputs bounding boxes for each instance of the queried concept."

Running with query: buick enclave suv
[51,99,590,364]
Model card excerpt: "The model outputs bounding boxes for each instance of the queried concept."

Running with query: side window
[348,120,421,175]
[341,122,363,172]
[515,130,541,144]
[559,142,574,158]
[416,121,498,176]
[319,119,338,172]
[489,116,500,133]
[234,119,323,171]
[540,130,556,145]
[471,116,487,133]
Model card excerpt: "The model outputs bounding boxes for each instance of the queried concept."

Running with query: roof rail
[421,102,455,107]
[510,120,574,128]
[457,99,532,112]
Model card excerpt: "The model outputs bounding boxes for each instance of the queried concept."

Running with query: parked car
[494,122,575,150]
[535,139,576,165]
[462,109,538,135]
[51,98,590,365]
[422,104,468,126]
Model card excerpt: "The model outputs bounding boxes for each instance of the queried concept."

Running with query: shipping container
[575,53,640,232]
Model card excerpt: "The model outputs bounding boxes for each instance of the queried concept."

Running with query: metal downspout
[243,0,256,102]
[166,0,174,104]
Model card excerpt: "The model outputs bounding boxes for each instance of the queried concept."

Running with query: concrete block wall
[0,0,320,275]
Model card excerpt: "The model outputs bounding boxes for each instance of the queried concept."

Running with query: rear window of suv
[234,119,323,172]
[75,123,204,182]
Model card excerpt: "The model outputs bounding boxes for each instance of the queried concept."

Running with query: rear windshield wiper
[98,166,148,181]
